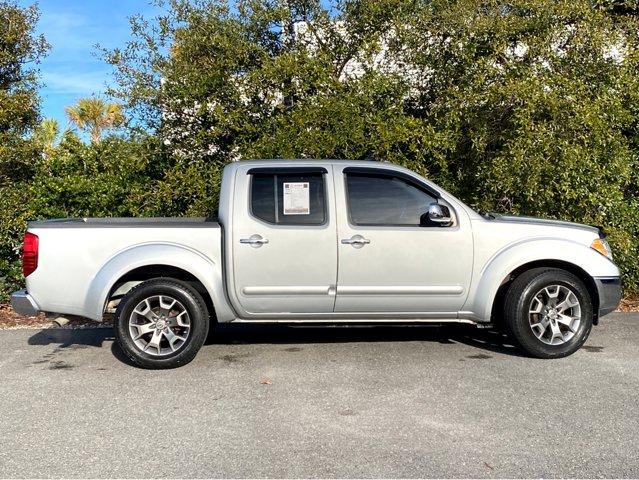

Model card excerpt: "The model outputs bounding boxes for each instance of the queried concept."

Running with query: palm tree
[33,118,60,151]
[65,97,125,143]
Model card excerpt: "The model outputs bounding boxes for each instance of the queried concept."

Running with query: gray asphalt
[0,314,638,478]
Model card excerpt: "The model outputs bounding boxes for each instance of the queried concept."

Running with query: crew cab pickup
[12,160,621,368]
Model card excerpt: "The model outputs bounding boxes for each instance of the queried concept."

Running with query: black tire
[115,278,209,369]
[503,268,593,359]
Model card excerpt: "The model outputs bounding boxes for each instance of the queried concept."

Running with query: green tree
[0,1,49,184]
[65,97,126,143]
[0,1,48,300]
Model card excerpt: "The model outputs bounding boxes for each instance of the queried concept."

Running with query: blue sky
[20,0,164,129]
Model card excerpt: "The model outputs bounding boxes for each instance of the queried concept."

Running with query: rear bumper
[594,277,621,318]
[10,290,40,317]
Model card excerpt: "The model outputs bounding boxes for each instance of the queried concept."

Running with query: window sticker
[283,182,310,215]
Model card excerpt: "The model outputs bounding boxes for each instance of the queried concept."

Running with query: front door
[231,165,337,316]
[334,166,473,315]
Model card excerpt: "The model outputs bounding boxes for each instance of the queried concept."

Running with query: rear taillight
[22,232,39,277]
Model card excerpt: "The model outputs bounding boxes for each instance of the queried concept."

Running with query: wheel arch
[490,260,600,326]
[464,238,619,323]
[106,265,215,321]
[84,243,235,322]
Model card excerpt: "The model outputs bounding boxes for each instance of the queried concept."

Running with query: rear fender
[84,242,234,321]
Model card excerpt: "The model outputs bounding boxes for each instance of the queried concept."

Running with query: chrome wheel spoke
[531,317,549,335]
[146,329,163,352]
[549,320,564,344]
[544,286,560,301]
[529,297,544,315]
[556,294,579,313]
[163,328,186,352]
[133,299,158,323]
[557,313,577,332]
[132,322,155,339]
[159,295,177,317]
[166,311,189,328]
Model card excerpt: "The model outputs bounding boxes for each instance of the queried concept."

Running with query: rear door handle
[341,235,370,248]
[240,234,269,248]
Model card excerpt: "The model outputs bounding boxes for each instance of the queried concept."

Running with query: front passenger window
[346,173,437,226]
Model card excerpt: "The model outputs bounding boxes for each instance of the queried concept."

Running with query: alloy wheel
[128,295,191,356]
[528,284,582,345]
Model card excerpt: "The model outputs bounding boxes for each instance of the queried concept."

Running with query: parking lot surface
[0,314,638,478]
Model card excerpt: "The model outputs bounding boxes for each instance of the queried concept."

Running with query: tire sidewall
[115,279,209,369]
[511,271,593,358]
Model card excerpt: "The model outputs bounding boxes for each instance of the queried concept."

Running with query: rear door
[231,165,337,315]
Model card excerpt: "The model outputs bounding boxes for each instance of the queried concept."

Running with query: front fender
[463,238,619,322]
[84,242,234,321]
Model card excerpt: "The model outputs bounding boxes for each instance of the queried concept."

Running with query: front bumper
[594,277,621,318]
[10,290,40,317]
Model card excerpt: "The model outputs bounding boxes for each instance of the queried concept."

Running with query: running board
[230,318,479,325]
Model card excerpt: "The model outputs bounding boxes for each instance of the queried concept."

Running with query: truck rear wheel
[115,278,209,369]
[503,268,593,358]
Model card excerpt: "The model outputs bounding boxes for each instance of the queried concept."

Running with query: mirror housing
[420,203,452,227]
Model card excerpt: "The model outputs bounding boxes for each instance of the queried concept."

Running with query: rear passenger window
[250,172,326,225]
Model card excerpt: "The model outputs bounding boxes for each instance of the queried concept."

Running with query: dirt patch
[339,408,358,416]
[582,345,604,353]
[618,296,639,312]
[218,352,251,364]
[0,304,51,329]
[467,353,492,359]
[0,304,112,329]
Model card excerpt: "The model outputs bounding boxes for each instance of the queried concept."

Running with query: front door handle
[240,234,269,248]
[341,235,370,248]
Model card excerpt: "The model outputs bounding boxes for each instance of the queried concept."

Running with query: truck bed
[24,217,222,320]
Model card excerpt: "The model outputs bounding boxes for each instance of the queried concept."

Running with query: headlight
[591,238,613,260]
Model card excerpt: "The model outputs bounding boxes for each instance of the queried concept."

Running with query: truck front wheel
[503,268,593,358]
[115,278,209,369]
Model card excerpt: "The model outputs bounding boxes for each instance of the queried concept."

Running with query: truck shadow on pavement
[27,327,132,366]
[208,323,525,356]
[27,323,526,367]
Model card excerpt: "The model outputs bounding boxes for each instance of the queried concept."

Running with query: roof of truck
[232,158,393,164]
[224,158,407,172]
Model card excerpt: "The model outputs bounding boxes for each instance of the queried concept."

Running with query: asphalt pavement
[0,314,638,478]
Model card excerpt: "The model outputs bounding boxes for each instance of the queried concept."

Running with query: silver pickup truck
[12,159,621,368]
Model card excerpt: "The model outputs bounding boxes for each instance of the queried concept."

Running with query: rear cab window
[249,169,327,225]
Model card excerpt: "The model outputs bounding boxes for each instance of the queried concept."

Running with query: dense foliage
[0,1,48,183]
[0,1,48,300]
[2,0,639,301]
[0,132,163,299]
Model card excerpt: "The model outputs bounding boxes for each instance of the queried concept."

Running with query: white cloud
[41,11,88,30]
[39,12,93,52]
[42,70,110,95]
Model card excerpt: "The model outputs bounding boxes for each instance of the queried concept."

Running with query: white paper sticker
[283,182,310,215]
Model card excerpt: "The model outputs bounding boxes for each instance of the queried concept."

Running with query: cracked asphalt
[0,313,638,478]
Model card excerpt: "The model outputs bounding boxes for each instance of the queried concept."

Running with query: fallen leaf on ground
[260,378,272,385]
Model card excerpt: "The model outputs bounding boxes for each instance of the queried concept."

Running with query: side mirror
[420,203,452,227]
